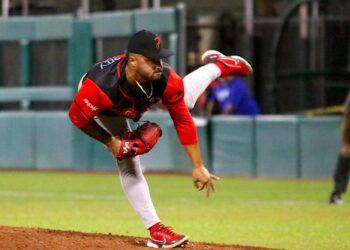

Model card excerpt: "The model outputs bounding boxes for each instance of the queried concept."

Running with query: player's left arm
[68,78,122,156]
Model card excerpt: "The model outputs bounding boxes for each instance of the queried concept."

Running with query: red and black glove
[116,121,162,160]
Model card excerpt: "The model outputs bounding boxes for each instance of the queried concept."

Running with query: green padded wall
[299,116,342,179]
[211,116,255,176]
[35,112,73,169]
[0,112,35,168]
[255,116,299,178]
[168,117,210,172]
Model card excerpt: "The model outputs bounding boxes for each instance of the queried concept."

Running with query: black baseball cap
[127,30,174,60]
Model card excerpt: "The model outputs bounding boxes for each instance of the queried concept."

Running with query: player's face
[135,55,163,81]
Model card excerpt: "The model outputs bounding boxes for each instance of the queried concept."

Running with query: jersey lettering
[83,98,98,111]
[100,57,120,70]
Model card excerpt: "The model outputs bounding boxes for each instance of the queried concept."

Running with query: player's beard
[153,66,163,80]
[152,70,162,80]
[138,69,162,82]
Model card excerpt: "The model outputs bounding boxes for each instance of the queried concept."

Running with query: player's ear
[128,53,138,67]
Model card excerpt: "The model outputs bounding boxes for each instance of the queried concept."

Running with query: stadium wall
[0,111,341,179]
[0,10,343,179]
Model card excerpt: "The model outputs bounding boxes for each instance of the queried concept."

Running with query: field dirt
[0,226,280,250]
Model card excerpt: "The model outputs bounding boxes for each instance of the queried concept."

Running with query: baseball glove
[116,121,162,160]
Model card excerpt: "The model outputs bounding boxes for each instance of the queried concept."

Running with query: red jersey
[69,54,198,145]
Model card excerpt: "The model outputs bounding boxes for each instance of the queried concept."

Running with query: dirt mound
[0,226,278,250]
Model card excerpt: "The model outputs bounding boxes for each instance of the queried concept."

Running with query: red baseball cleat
[201,49,253,77]
[147,223,189,248]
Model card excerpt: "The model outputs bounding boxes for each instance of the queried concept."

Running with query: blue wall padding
[168,117,210,172]
[255,116,299,178]
[299,116,341,178]
[35,112,73,169]
[211,116,255,176]
[0,111,344,180]
[92,141,116,171]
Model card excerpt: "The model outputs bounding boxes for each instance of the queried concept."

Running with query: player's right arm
[68,78,121,155]
[162,68,219,196]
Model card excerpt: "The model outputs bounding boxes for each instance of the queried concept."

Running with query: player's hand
[340,143,350,158]
[192,166,220,197]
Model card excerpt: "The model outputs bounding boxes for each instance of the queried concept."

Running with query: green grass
[0,171,349,250]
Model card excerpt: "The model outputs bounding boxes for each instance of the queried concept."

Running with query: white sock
[118,156,160,229]
[183,63,221,109]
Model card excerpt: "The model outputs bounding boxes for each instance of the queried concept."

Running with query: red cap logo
[154,36,161,49]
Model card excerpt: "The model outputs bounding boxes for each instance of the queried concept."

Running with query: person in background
[205,76,260,116]
[329,91,350,205]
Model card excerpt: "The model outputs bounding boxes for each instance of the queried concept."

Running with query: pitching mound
[0,226,279,250]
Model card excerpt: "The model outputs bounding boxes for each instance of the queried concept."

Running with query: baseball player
[329,91,350,205]
[68,30,252,248]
